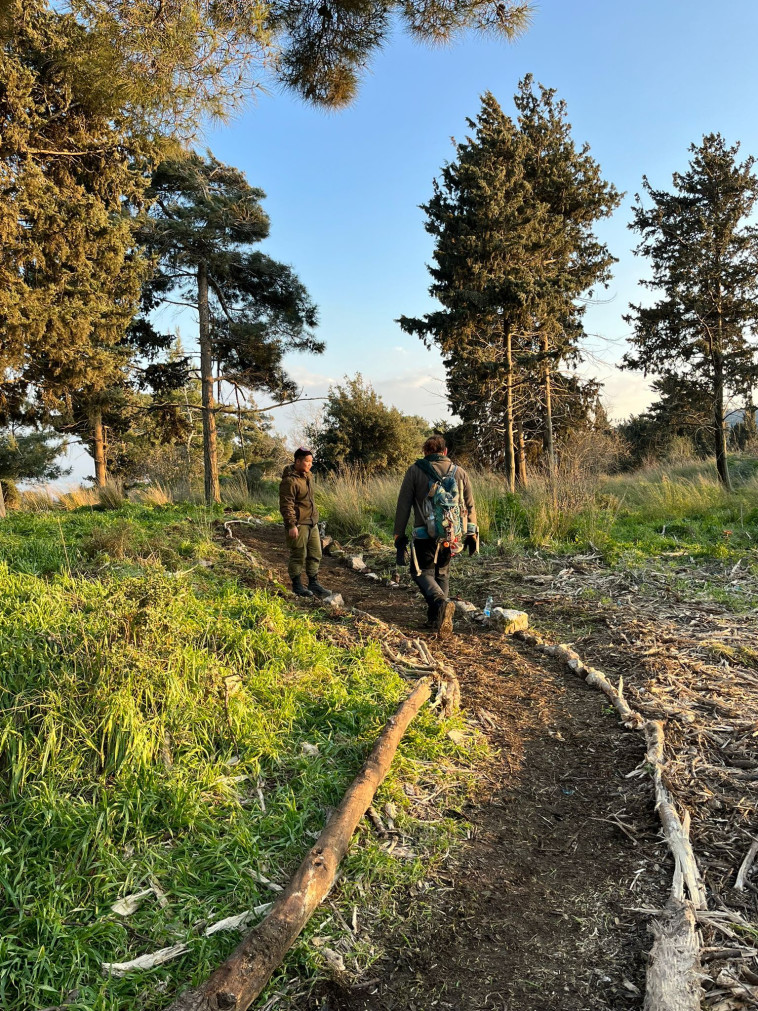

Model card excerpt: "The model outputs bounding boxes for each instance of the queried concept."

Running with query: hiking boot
[434,600,455,638]
[308,575,332,599]
[292,575,314,598]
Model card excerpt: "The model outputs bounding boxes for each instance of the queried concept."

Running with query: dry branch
[734,840,758,891]
[168,678,433,1011]
[644,721,707,909]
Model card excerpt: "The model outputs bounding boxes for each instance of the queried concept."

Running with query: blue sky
[60,0,758,479]
[198,0,758,444]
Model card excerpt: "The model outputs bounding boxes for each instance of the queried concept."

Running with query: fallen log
[513,626,710,1010]
[168,677,433,1011]
[644,896,703,1011]
[644,721,707,910]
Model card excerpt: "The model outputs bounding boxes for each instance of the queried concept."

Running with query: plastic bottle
[483,595,493,617]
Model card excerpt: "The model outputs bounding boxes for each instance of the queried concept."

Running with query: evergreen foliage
[0,428,67,484]
[0,1,158,488]
[307,375,429,474]
[399,80,619,488]
[623,133,758,490]
[137,152,321,502]
[70,0,532,119]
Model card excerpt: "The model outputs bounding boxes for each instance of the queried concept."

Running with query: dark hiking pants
[286,523,322,580]
[411,538,451,617]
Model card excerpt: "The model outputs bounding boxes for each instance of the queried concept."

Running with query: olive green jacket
[279,465,319,528]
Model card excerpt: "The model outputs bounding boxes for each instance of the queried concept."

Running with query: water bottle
[483,595,493,617]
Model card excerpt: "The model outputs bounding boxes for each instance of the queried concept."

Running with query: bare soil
[235,523,680,1011]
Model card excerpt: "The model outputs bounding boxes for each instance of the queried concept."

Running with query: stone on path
[488,607,529,635]
[347,555,367,572]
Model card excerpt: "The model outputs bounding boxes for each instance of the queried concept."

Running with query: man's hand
[288,526,299,539]
[395,533,409,566]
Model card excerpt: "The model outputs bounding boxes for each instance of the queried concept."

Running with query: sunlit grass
[0,507,470,1010]
[312,457,758,561]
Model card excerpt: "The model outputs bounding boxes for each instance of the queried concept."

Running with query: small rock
[321,947,346,973]
[487,607,529,635]
[326,593,345,610]
[447,729,466,745]
[365,572,380,581]
[454,600,478,616]
[347,555,367,572]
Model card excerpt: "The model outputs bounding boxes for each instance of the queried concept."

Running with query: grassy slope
[0,506,466,1011]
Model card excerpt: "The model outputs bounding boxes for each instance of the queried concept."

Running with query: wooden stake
[168,678,433,1011]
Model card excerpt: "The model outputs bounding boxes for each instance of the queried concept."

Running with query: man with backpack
[393,435,478,636]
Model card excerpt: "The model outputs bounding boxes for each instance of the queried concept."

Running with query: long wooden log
[644,896,703,1011]
[168,678,433,1011]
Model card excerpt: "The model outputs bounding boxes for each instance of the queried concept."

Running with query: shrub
[98,479,127,509]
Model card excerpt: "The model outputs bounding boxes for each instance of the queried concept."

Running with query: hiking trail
[233,522,677,1011]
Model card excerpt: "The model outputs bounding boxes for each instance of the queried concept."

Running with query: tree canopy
[0,1,160,487]
[623,133,758,489]
[307,375,429,474]
[69,0,532,121]
[399,80,619,487]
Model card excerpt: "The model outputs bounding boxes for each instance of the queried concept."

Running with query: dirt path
[238,525,670,1010]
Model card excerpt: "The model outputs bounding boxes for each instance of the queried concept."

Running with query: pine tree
[138,152,321,504]
[623,134,758,490]
[399,83,619,490]
[71,0,531,120]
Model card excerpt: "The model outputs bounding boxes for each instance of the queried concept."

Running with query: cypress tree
[0,1,153,486]
[399,82,619,489]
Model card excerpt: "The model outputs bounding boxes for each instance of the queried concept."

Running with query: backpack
[419,463,466,556]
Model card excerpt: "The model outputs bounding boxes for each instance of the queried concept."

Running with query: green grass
[0,506,470,1010]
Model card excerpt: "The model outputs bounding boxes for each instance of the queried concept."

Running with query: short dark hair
[423,434,446,455]
[294,446,313,460]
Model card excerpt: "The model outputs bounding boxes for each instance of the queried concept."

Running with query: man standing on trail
[394,434,478,636]
[279,447,332,599]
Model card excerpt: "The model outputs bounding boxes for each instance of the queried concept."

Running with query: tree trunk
[0,480,6,519]
[91,407,108,488]
[516,416,527,488]
[503,322,516,493]
[541,332,556,479]
[744,394,757,442]
[198,261,220,505]
[713,355,732,491]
